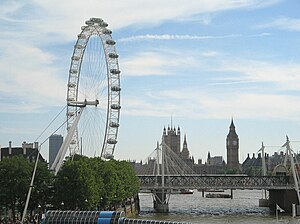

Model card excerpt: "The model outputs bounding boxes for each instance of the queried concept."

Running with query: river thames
[137,190,295,224]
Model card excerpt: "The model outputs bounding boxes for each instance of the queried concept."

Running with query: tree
[0,156,52,221]
[53,156,102,210]
[53,156,140,211]
[0,156,31,221]
[28,162,54,213]
[111,160,139,199]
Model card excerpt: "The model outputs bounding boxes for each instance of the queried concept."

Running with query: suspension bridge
[135,136,300,213]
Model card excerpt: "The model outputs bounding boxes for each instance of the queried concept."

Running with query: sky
[1,0,300,163]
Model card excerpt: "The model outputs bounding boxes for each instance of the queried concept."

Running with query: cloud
[194,92,300,120]
[256,17,300,32]
[123,89,300,121]
[122,51,199,77]
[122,52,170,77]
[0,41,66,112]
[121,48,300,121]
[119,33,271,42]
[119,34,241,42]
[213,59,300,90]
[1,0,281,43]
[0,126,38,135]
[201,51,223,57]
[0,0,283,113]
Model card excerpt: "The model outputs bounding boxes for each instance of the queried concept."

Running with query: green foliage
[0,156,31,219]
[0,155,140,215]
[53,157,101,210]
[53,156,140,210]
[29,162,54,211]
[244,166,263,176]
[217,167,241,174]
[0,156,53,221]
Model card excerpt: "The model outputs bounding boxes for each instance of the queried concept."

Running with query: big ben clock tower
[226,118,239,169]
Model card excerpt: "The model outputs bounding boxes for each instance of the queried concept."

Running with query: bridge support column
[152,190,169,213]
[269,189,299,213]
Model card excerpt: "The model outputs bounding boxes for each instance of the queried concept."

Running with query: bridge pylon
[152,140,171,212]
[152,189,170,213]
[138,139,194,212]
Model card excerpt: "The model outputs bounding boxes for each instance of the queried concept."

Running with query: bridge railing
[138,175,292,190]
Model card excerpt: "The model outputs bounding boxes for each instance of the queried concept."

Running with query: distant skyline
[1,0,300,163]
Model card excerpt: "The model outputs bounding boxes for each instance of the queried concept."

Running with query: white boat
[180,189,194,194]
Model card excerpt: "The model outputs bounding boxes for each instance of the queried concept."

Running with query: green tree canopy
[53,156,140,210]
[53,157,101,210]
[0,156,53,221]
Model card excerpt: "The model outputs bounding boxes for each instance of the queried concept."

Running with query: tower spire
[230,117,235,130]
[181,133,189,159]
[183,134,187,145]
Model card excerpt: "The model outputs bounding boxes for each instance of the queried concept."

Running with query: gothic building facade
[162,126,181,154]
[162,126,194,166]
[133,120,241,175]
[226,119,240,169]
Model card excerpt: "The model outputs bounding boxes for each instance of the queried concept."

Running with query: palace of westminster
[133,118,293,175]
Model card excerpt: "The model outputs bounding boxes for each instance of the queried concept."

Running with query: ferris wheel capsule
[110,69,121,74]
[85,20,94,26]
[111,86,121,92]
[106,39,116,45]
[108,53,119,59]
[90,18,104,23]
[102,28,112,35]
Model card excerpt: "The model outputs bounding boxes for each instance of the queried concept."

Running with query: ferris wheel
[66,18,121,160]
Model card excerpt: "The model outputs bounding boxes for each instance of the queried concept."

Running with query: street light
[37,205,41,223]
[85,199,88,210]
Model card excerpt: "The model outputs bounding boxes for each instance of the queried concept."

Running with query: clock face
[232,140,237,146]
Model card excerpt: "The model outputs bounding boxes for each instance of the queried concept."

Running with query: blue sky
[1,0,300,163]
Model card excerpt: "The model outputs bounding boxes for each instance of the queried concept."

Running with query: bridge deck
[138,175,294,190]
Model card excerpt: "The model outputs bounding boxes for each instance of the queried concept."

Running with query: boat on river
[199,188,225,192]
[206,193,231,198]
[180,189,194,194]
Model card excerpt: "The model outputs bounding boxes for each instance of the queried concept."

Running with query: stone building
[162,126,181,155]
[242,153,263,175]
[133,120,241,175]
[162,125,194,164]
[226,119,239,169]
[207,152,224,166]
[242,151,300,176]
[0,141,46,163]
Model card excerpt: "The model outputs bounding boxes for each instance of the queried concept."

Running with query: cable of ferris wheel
[33,105,67,143]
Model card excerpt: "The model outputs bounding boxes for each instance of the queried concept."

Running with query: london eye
[66,18,121,160]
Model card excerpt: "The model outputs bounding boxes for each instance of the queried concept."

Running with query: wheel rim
[66,18,121,159]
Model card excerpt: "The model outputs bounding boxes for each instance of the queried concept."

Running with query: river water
[137,190,295,224]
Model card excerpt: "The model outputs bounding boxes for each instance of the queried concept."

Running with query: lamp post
[85,199,88,210]
[99,197,103,210]
[37,204,41,223]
